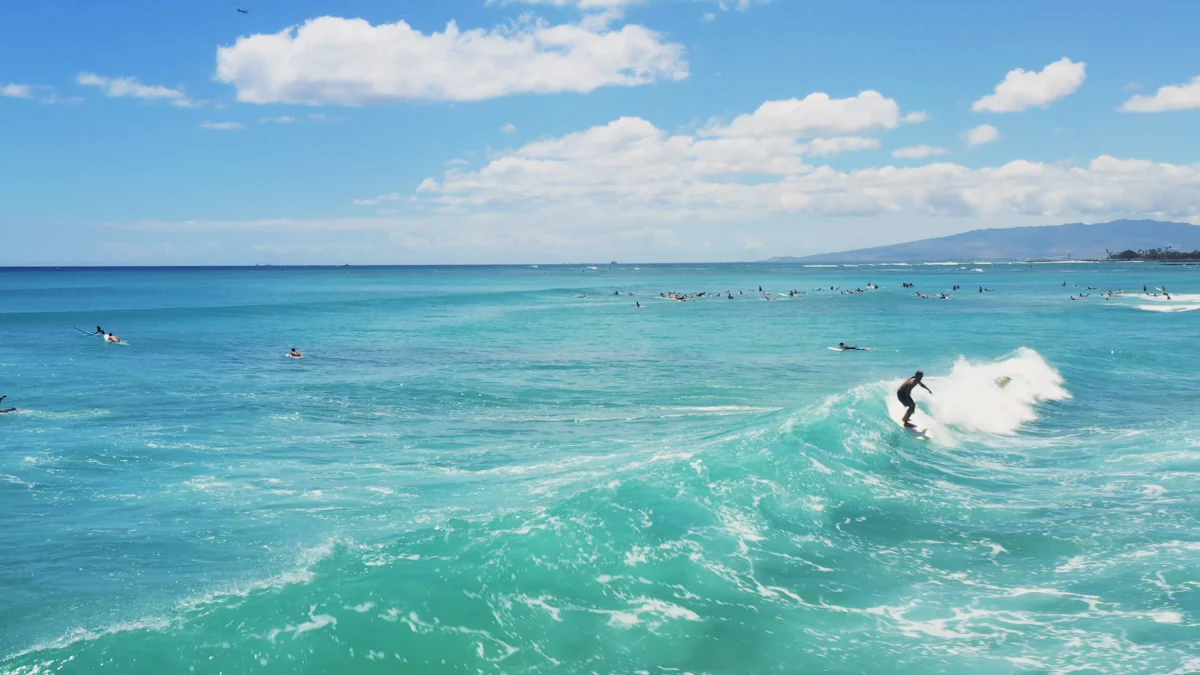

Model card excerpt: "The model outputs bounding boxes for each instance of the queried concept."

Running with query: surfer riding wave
[897,371,932,427]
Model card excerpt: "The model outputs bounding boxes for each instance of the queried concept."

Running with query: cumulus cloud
[965,124,1000,148]
[199,121,245,130]
[902,111,929,124]
[404,105,1200,227]
[77,72,197,107]
[260,115,297,124]
[1,83,33,98]
[1120,76,1200,112]
[491,0,772,11]
[703,91,902,138]
[489,0,642,8]
[501,123,518,133]
[972,58,1086,113]
[215,16,688,105]
[807,137,880,156]
[892,145,948,159]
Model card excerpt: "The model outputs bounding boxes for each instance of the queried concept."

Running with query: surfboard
[897,413,931,440]
[886,398,932,441]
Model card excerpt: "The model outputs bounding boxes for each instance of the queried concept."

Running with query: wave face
[2,264,1199,674]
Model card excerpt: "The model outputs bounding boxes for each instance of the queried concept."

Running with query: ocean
[1,263,1197,674]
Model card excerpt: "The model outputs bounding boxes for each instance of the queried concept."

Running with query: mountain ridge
[766,219,1200,263]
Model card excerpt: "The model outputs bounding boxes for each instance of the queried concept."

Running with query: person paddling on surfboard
[838,342,870,351]
[0,395,17,414]
[287,348,304,359]
[93,326,105,335]
[104,332,121,343]
[897,371,932,428]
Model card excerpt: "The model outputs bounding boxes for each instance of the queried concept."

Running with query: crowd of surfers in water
[0,277,1180,417]
[573,279,1180,307]
[1066,281,1172,302]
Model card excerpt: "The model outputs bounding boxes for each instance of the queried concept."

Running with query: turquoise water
[1,263,1198,674]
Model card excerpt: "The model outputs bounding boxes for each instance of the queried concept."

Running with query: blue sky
[2,0,1199,264]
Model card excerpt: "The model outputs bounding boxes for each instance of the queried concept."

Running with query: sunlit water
[1,263,1197,674]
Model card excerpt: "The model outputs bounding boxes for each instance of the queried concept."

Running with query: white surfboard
[886,397,932,441]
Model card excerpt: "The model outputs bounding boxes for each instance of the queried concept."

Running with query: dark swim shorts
[897,391,915,408]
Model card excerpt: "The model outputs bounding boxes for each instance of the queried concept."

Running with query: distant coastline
[1106,247,1200,262]
[767,219,1200,264]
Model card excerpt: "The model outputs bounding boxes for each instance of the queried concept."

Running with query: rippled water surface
[1,263,1198,674]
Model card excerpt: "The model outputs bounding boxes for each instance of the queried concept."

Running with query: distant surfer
[0,395,17,414]
[838,342,869,351]
[897,371,932,428]
[104,333,121,343]
[93,326,104,335]
[287,348,304,359]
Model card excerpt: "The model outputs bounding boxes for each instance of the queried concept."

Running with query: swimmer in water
[287,348,304,358]
[0,395,17,413]
[104,333,121,343]
[897,371,932,427]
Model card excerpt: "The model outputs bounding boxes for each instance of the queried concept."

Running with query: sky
[2,0,1199,265]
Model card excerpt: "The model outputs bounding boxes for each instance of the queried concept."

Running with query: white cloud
[965,124,1000,148]
[491,0,773,11]
[807,137,880,156]
[77,72,197,107]
[353,192,403,206]
[1120,76,1200,112]
[892,145,948,159]
[501,123,518,134]
[199,121,245,130]
[215,16,687,105]
[403,103,1200,228]
[40,92,85,106]
[902,111,928,124]
[260,115,297,124]
[972,58,1086,113]
[3,83,84,105]
[2,83,33,98]
[703,91,902,138]
[489,0,642,8]
[702,12,717,21]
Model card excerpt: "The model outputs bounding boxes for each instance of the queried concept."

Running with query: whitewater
[1,263,1197,674]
